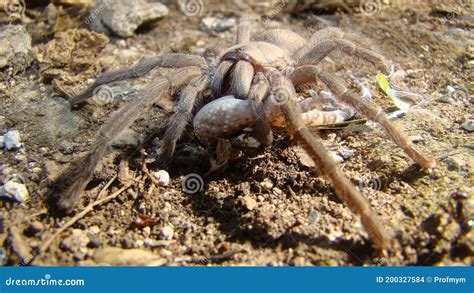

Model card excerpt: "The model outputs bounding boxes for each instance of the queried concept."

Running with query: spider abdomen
[193,95,254,142]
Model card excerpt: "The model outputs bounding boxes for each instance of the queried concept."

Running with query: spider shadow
[177,155,379,265]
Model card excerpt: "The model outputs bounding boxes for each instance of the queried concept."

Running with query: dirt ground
[0,0,473,266]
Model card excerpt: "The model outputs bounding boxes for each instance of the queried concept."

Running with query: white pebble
[3,130,21,150]
[200,17,236,32]
[153,170,170,187]
[259,178,273,192]
[160,225,174,240]
[1,181,29,202]
[410,135,424,142]
[462,120,474,132]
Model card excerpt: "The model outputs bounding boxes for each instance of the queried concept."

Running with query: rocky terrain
[0,0,472,266]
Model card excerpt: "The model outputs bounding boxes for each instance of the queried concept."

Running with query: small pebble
[143,239,173,248]
[1,181,29,202]
[200,17,236,32]
[410,135,424,142]
[272,187,283,196]
[88,0,168,37]
[93,247,166,266]
[87,237,101,248]
[142,226,151,237]
[90,225,100,234]
[153,170,170,187]
[242,195,257,211]
[114,129,140,147]
[3,130,21,150]
[338,147,356,159]
[27,221,44,234]
[259,178,274,192]
[308,209,320,224]
[461,120,474,132]
[445,156,465,171]
[160,225,174,240]
[116,39,127,48]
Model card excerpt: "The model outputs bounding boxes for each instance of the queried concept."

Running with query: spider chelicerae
[51,22,435,251]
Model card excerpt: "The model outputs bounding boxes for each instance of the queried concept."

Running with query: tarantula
[52,23,435,250]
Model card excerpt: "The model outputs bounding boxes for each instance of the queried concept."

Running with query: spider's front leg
[248,72,273,146]
[269,71,394,250]
[52,67,203,212]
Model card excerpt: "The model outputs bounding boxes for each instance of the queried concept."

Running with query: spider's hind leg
[290,65,435,170]
[269,71,394,250]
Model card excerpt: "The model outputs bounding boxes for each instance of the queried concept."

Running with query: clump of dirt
[0,1,472,266]
[37,28,109,94]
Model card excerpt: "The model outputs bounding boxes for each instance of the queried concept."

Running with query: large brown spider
[51,23,435,251]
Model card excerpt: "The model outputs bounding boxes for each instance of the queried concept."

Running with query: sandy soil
[0,0,472,266]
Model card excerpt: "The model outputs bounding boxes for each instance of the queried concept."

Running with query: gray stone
[152,170,170,187]
[1,180,29,202]
[242,195,257,211]
[3,130,21,150]
[114,129,140,147]
[160,225,174,240]
[461,120,474,132]
[88,0,169,37]
[0,25,33,73]
[200,17,236,32]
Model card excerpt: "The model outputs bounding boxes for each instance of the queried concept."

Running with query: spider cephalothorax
[52,23,435,251]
